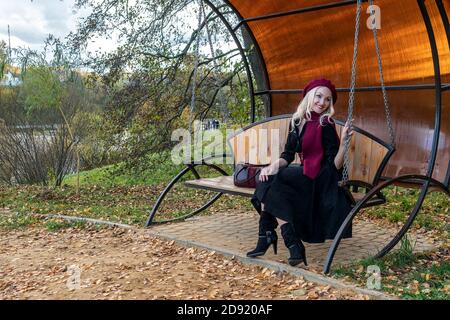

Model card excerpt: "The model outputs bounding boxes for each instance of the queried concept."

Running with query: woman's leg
[247,202,278,257]
[280,223,308,266]
[261,203,282,229]
[259,206,307,266]
[261,202,287,226]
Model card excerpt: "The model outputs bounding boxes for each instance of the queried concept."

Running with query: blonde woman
[248,78,353,267]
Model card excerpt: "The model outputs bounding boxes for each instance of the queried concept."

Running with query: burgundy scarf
[301,112,339,180]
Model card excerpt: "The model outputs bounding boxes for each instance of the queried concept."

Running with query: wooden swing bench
[146,114,395,273]
[146,0,450,273]
[184,114,394,208]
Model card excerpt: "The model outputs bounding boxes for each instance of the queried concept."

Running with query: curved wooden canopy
[224,0,450,184]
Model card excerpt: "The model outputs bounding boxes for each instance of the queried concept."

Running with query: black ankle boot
[246,230,278,257]
[247,211,278,258]
[281,223,308,266]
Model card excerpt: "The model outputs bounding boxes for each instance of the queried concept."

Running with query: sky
[0,0,115,54]
[0,0,237,65]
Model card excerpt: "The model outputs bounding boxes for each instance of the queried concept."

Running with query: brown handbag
[233,163,268,188]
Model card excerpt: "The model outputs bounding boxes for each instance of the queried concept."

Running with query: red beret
[303,78,338,103]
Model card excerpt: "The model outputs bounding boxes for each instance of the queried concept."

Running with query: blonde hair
[290,87,335,131]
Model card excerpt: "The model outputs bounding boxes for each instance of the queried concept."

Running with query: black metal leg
[146,155,231,227]
[323,174,449,274]
[145,166,192,227]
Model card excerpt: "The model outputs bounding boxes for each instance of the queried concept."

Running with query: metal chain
[369,0,396,147]
[342,0,362,183]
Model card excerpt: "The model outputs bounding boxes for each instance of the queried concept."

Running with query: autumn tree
[68,0,267,162]
[12,37,106,188]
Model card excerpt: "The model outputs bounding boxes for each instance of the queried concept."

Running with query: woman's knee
[278,166,297,181]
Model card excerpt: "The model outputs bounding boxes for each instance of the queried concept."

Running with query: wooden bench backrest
[228,117,294,165]
[228,115,393,185]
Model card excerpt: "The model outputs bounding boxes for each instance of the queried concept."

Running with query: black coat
[251,121,352,243]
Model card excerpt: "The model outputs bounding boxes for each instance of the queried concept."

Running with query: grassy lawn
[361,186,449,233]
[62,152,186,187]
[0,150,252,228]
[331,237,449,300]
[331,186,449,300]
[0,183,253,227]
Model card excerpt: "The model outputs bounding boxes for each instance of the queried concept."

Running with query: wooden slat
[229,118,291,165]
[335,123,389,184]
[369,139,389,181]
[185,176,254,197]
[353,130,372,182]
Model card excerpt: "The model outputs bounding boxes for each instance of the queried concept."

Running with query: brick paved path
[150,211,436,269]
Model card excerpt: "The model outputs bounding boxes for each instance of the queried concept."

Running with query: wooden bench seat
[185,176,254,197]
[184,175,383,206]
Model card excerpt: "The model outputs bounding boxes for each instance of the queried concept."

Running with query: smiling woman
[248,78,354,267]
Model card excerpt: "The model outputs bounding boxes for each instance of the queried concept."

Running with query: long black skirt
[251,163,352,243]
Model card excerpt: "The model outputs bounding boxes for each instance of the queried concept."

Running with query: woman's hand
[340,119,354,144]
[334,120,354,170]
[259,164,279,182]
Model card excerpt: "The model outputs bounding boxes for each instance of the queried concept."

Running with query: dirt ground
[0,225,369,300]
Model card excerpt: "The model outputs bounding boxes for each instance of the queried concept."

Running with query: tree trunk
[58,105,79,195]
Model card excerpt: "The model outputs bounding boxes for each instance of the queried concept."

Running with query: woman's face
[311,86,332,114]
